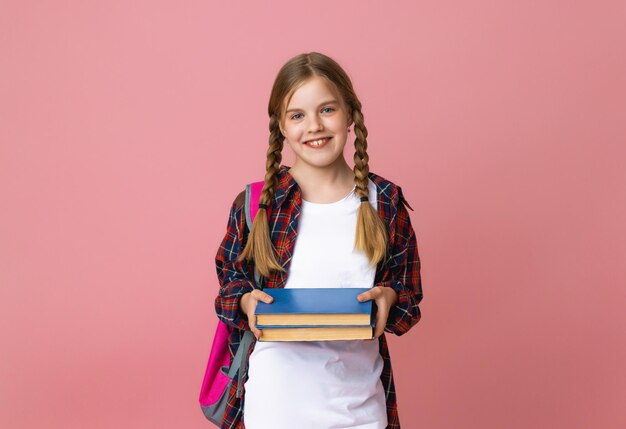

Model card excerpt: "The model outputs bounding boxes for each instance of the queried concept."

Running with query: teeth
[306,138,329,146]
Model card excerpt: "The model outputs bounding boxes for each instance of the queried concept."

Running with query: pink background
[1,1,625,428]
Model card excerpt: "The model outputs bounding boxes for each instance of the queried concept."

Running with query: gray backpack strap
[243,182,263,288]
[231,182,263,398]
[234,330,255,398]
[244,183,254,232]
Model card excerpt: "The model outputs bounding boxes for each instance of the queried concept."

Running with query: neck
[289,157,353,186]
[287,157,356,202]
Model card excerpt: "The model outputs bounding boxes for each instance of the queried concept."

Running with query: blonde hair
[238,52,388,277]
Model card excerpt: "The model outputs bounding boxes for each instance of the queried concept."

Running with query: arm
[378,193,423,336]
[214,191,258,331]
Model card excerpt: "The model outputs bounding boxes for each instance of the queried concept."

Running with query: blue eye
[290,107,334,120]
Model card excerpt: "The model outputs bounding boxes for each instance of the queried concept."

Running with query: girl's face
[279,76,352,170]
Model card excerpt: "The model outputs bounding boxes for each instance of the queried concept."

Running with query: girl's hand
[240,290,274,340]
[357,286,399,339]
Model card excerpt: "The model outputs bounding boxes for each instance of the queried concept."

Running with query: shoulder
[367,171,401,203]
[232,189,246,210]
[223,187,246,220]
[368,171,414,212]
[228,177,265,214]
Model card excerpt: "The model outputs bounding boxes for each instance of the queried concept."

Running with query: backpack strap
[244,181,265,229]
[236,180,266,398]
[244,180,265,288]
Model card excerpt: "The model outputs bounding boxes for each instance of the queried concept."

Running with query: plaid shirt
[214,165,423,429]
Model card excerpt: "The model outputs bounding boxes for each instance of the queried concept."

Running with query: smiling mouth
[303,137,332,147]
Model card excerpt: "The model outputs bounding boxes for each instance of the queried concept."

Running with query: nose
[307,116,323,133]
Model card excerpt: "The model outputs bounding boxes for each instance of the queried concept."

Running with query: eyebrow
[286,99,338,114]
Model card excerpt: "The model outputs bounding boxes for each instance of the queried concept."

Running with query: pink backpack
[198,181,265,425]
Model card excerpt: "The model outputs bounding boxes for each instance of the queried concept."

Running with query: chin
[300,155,345,169]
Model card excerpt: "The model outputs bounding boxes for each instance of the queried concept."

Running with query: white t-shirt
[243,179,387,429]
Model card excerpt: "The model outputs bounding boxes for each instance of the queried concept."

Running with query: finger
[358,287,383,302]
[252,289,274,303]
[247,298,259,334]
[358,291,374,302]
[249,312,261,339]
[374,305,388,339]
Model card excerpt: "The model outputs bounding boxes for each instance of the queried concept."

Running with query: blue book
[254,288,377,341]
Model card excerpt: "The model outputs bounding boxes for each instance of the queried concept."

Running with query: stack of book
[254,287,376,341]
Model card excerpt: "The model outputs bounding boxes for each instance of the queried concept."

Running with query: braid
[260,116,283,206]
[238,116,286,277]
[352,106,370,199]
[351,105,389,267]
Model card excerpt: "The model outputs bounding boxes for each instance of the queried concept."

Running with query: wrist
[239,292,250,313]
[380,286,398,306]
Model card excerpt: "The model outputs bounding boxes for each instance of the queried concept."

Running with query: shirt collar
[272,165,383,210]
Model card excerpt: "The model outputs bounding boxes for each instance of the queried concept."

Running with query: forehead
[285,76,340,109]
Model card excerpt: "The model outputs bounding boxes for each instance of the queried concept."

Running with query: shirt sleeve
[377,192,423,336]
[214,192,258,331]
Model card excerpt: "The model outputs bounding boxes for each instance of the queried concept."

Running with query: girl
[214,52,423,429]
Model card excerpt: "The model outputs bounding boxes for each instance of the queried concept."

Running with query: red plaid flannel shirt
[214,165,423,428]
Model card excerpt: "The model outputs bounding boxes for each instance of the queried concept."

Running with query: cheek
[283,126,300,140]
[286,139,301,153]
